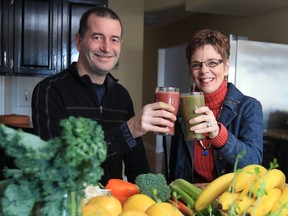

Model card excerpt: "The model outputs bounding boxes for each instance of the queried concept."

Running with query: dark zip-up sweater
[32,62,150,185]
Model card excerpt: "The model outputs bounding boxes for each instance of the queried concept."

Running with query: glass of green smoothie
[180,92,205,140]
[155,86,180,135]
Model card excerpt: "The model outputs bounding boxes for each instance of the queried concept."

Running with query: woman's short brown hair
[186,29,230,64]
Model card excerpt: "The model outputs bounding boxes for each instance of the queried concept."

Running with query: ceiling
[144,0,288,29]
[144,5,195,29]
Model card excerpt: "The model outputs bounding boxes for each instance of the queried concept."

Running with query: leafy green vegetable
[135,173,171,202]
[0,116,107,216]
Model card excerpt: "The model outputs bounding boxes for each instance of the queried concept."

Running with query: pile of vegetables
[83,174,184,216]
[0,116,107,216]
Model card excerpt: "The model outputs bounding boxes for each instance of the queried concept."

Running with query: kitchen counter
[264,129,288,142]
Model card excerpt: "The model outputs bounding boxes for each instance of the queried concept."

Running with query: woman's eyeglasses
[189,59,223,70]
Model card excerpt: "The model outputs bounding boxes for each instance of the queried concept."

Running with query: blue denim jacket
[168,83,263,183]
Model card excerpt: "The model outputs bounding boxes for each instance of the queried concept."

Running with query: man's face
[76,15,122,76]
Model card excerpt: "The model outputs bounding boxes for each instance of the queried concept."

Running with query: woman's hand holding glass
[189,106,220,139]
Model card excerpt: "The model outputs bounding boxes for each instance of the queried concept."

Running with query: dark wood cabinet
[278,143,288,182]
[263,130,288,183]
[262,139,279,169]
[61,0,108,70]
[0,0,12,74]
[0,0,108,76]
[1,0,59,76]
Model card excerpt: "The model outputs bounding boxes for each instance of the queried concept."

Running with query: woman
[168,29,263,183]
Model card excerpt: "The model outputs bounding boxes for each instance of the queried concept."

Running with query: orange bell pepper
[105,178,140,205]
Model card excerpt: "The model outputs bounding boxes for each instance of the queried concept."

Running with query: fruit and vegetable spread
[1,120,288,215]
[80,164,288,216]
[81,166,288,216]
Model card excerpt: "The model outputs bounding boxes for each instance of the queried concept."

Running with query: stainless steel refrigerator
[228,35,288,129]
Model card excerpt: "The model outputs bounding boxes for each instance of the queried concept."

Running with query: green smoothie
[180,92,205,140]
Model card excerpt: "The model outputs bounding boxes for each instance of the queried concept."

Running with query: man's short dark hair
[78,7,123,38]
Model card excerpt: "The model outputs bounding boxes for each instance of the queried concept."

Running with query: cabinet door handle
[25,89,29,101]
[4,51,7,66]
[10,59,13,69]
[63,55,67,69]
[53,55,57,71]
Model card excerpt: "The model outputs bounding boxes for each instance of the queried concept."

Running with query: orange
[145,202,182,216]
[122,194,156,212]
[82,204,112,216]
[87,195,122,216]
[119,210,148,216]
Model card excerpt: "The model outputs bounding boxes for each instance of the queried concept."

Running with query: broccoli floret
[135,173,171,202]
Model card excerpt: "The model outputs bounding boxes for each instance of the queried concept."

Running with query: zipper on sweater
[99,106,103,114]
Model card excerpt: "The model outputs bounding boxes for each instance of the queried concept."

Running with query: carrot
[169,199,195,216]
[105,178,140,205]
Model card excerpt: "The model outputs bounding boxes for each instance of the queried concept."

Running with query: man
[32,7,176,185]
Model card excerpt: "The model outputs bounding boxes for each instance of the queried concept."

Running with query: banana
[251,168,286,197]
[230,164,267,192]
[218,190,240,211]
[234,187,255,216]
[236,186,252,201]
[194,172,235,211]
[234,195,256,216]
[271,185,288,215]
[247,187,282,216]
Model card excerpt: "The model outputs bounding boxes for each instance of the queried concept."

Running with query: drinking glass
[155,86,180,135]
[180,92,205,140]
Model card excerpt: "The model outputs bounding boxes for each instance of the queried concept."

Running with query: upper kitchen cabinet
[0,0,12,74]
[0,0,108,76]
[61,0,108,70]
[0,0,60,76]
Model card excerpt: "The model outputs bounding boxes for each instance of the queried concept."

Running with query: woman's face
[190,44,230,94]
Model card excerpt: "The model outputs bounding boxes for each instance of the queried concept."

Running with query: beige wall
[109,0,145,112]
[142,8,288,145]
